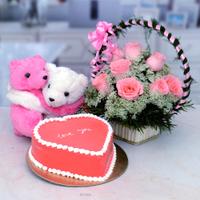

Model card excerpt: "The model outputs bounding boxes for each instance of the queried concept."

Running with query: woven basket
[111,122,160,144]
[89,18,192,144]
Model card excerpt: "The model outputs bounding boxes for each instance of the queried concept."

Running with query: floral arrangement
[85,19,192,132]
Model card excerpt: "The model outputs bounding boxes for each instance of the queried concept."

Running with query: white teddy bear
[43,63,88,108]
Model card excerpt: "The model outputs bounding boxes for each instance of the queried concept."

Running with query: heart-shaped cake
[29,114,116,182]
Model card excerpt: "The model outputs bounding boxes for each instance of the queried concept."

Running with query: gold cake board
[27,144,128,187]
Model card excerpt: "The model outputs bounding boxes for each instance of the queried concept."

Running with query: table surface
[0,42,66,106]
[0,106,200,200]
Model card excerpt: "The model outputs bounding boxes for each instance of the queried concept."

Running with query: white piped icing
[33,114,113,156]
[29,145,117,182]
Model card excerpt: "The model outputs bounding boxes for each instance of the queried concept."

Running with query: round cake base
[27,144,128,187]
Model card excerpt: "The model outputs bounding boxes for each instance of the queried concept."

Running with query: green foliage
[84,86,105,107]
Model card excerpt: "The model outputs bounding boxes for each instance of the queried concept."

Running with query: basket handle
[91,19,192,110]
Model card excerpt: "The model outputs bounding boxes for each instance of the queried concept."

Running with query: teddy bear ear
[78,74,88,88]
[45,63,57,73]
[33,55,44,60]
[33,55,46,65]
[9,60,20,69]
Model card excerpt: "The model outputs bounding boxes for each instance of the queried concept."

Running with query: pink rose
[103,43,118,62]
[112,47,124,61]
[164,75,183,97]
[92,73,109,93]
[150,78,169,95]
[110,59,131,76]
[124,42,142,60]
[116,77,144,101]
[103,44,124,62]
[146,52,166,71]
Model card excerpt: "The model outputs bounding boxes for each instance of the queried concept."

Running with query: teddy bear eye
[48,84,50,88]
[25,73,31,78]
[64,92,69,97]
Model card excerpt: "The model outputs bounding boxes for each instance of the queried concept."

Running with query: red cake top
[33,114,113,155]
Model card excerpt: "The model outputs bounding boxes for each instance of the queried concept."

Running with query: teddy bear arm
[10,105,43,137]
[7,88,46,113]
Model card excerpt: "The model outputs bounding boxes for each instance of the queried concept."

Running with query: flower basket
[85,18,192,144]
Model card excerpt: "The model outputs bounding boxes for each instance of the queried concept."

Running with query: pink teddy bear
[7,55,48,137]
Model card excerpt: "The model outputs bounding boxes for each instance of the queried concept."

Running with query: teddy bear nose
[43,75,48,80]
[49,97,55,102]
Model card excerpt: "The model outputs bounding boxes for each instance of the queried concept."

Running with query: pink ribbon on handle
[88,21,114,51]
